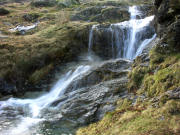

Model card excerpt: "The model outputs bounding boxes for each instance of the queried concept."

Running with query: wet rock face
[90,25,114,59]
[137,5,154,18]
[154,0,180,32]
[60,78,127,124]
[89,24,155,60]
[64,59,132,94]
[0,79,17,97]
[50,59,131,125]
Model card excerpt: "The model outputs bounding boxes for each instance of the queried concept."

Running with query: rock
[48,59,132,125]
[137,5,154,18]
[9,23,38,35]
[165,87,180,99]
[64,59,132,94]
[0,78,17,96]
[50,95,68,106]
[2,22,12,26]
[91,7,130,23]
[60,78,128,125]
[155,19,180,53]
[154,0,163,7]
[0,8,10,16]
[23,13,40,22]
[57,0,80,8]
[70,6,105,22]
[154,0,180,34]
[89,23,155,59]
[0,31,8,39]
[31,0,57,7]
[70,5,129,23]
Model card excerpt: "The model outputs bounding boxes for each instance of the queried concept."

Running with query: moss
[31,0,57,7]
[77,99,180,135]
[116,98,132,111]
[149,47,165,68]
[142,52,180,97]
[128,46,180,97]
[22,12,42,22]
[128,66,149,92]
[29,64,54,84]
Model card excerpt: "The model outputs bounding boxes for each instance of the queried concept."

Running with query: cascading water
[0,65,90,135]
[0,5,156,135]
[88,6,156,60]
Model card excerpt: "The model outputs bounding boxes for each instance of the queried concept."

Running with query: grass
[77,29,180,135]
[77,99,180,135]
[0,1,95,87]
[128,47,180,97]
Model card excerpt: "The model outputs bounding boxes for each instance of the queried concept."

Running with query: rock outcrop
[154,0,180,52]
[89,23,155,59]
[47,59,131,126]
[70,3,130,23]
[0,22,93,97]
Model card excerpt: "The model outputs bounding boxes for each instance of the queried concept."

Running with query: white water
[0,65,90,134]
[135,33,156,57]
[89,6,156,60]
[0,5,156,135]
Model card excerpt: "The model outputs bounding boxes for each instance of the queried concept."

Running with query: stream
[0,6,156,135]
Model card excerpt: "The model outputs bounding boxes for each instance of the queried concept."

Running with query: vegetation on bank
[77,98,180,135]
[0,0,180,134]
[0,0,95,92]
[128,49,180,97]
[77,45,180,135]
[76,0,180,133]
[1,0,147,95]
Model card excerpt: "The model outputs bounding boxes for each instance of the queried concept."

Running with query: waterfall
[0,65,90,134]
[88,6,156,60]
[0,5,157,135]
[88,25,98,52]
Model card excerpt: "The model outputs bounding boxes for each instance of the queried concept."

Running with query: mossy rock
[23,13,41,22]
[31,0,57,7]
[0,8,10,16]
[29,64,54,84]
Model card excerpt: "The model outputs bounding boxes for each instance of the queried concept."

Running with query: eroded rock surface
[49,59,131,125]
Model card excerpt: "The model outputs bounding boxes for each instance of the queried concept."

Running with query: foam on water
[89,6,156,60]
[0,65,91,134]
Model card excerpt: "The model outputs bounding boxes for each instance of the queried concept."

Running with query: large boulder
[154,0,180,52]
[64,59,131,94]
[154,0,180,34]
[89,23,155,59]
[23,13,40,22]
[0,8,10,16]
[60,78,128,124]
[47,59,131,125]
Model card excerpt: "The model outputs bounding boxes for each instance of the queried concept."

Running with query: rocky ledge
[42,59,132,129]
